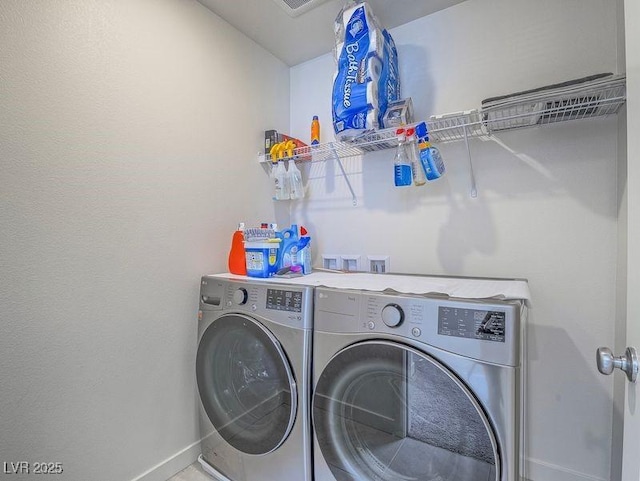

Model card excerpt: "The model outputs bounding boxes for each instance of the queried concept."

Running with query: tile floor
[166,462,210,481]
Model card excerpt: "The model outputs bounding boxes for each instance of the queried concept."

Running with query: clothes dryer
[312,285,525,481]
[196,276,313,481]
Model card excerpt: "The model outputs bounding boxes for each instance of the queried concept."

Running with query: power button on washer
[412,327,422,337]
[367,321,376,330]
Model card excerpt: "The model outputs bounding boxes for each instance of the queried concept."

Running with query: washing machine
[312,285,525,481]
[196,276,313,481]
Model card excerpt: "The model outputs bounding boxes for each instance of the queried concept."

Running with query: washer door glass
[196,314,297,455]
[313,341,499,481]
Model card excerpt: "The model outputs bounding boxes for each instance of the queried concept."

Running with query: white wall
[288,0,621,480]
[0,1,289,480]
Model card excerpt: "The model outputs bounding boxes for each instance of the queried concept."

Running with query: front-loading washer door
[196,313,297,456]
[313,341,499,481]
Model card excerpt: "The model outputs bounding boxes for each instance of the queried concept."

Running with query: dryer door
[313,340,499,481]
[196,313,297,455]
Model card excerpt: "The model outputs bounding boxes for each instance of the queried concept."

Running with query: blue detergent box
[244,242,280,278]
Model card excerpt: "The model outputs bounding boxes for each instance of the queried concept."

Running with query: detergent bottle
[274,160,290,200]
[288,160,305,200]
[277,225,300,270]
[228,223,247,275]
[285,138,304,200]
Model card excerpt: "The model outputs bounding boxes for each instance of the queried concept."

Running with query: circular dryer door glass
[196,314,297,455]
[313,341,499,481]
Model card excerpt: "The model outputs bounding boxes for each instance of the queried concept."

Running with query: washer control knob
[382,304,404,327]
[233,288,248,305]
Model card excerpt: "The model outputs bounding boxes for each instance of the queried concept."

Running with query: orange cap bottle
[228,224,247,275]
[311,116,320,145]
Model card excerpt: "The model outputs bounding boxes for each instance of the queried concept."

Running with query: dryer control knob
[233,288,248,305]
[382,304,404,327]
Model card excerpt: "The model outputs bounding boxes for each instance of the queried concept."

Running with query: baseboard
[526,457,608,481]
[127,442,608,481]
[130,440,201,481]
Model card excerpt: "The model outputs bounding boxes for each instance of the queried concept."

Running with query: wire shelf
[258,129,400,164]
[428,110,483,143]
[256,118,478,164]
[257,74,626,165]
[481,74,626,134]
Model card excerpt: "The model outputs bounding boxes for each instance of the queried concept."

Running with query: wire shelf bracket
[330,145,358,206]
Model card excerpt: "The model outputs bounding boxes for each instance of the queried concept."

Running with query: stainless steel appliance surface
[196,276,313,481]
[312,285,524,481]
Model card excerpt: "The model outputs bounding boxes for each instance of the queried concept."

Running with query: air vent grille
[282,0,313,9]
[271,0,331,17]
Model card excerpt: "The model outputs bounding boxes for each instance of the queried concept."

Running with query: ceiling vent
[271,0,332,18]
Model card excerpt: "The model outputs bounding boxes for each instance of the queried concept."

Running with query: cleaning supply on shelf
[311,116,320,145]
[405,127,426,186]
[393,128,412,187]
[282,140,304,200]
[265,129,278,155]
[415,122,446,181]
[227,223,247,275]
[269,143,282,199]
[284,140,296,158]
[288,160,305,200]
[273,159,290,200]
[280,134,309,151]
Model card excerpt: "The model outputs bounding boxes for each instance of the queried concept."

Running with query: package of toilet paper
[378,29,400,128]
[332,2,400,139]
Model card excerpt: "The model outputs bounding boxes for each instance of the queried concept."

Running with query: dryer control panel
[315,286,521,366]
[438,307,506,343]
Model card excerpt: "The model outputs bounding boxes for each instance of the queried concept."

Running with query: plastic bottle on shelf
[393,128,412,187]
[269,159,278,195]
[311,116,320,145]
[288,160,305,200]
[274,160,291,200]
[405,127,426,186]
[228,223,247,275]
[415,122,446,181]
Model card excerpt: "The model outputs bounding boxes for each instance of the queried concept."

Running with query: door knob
[596,347,638,383]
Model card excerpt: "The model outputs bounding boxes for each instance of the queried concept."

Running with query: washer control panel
[200,276,313,329]
[265,288,303,313]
